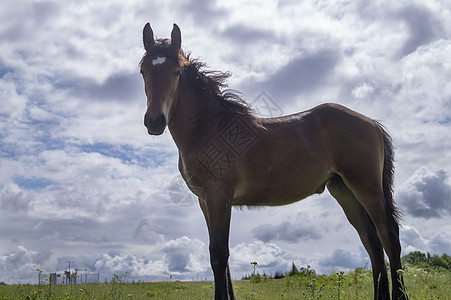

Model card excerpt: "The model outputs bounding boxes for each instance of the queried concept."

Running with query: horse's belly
[232,179,327,207]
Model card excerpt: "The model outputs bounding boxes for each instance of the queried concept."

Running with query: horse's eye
[140,69,146,77]
[173,69,181,77]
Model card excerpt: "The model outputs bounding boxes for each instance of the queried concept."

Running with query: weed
[397,269,409,299]
[335,271,345,299]
[302,278,326,299]
[110,272,130,300]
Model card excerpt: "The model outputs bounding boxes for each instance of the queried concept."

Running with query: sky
[0,0,450,285]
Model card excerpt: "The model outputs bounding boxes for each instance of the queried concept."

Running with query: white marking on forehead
[152,56,166,65]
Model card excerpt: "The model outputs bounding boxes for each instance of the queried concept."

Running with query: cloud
[318,248,367,271]
[0,187,31,212]
[58,71,143,102]
[230,241,291,274]
[94,252,168,280]
[429,231,451,255]
[180,0,227,27]
[257,49,341,101]
[397,166,451,218]
[162,236,207,274]
[221,24,275,44]
[0,246,51,284]
[401,225,451,255]
[396,4,444,57]
[400,225,429,252]
[94,236,208,281]
[252,221,322,243]
[0,75,27,119]
[133,218,165,244]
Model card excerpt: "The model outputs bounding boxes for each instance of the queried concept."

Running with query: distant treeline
[242,263,315,280]
[242,251,450,280]
[402,251,451,270]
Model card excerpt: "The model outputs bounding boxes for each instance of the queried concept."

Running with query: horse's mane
[140,40,255,118]
[183,53,255,118]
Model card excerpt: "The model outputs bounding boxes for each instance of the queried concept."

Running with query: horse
[139,23,408,300]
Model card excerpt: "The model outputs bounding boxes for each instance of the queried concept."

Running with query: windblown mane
[183,54,255,118]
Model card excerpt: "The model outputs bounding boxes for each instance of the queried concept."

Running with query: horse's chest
[179,143,239,186]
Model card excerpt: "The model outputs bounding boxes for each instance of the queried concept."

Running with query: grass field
[1,265,450,299]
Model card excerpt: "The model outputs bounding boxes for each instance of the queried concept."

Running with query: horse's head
[140,23,186,135]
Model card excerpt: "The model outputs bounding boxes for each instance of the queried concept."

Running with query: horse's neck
[168,77,223,151]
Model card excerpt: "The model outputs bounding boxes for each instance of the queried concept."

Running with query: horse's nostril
[144,113,151,128]
[144,113,166,135]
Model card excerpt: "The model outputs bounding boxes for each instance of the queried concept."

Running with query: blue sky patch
[15,177,57,190]
[79,143,172,167]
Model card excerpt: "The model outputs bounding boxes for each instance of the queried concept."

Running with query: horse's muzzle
[144,112,167,135]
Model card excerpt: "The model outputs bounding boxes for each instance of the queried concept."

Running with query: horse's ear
[143,23,155,51]
[170,24,181,55]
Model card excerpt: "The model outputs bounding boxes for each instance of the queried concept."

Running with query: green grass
[1,266,450,299]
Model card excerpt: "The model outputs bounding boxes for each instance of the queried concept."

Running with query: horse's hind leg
[341,177,406,299]
[327,175,389,300]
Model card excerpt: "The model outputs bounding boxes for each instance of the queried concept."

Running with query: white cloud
[397,166,451,218]
[94,252,168,280]
[397,39,451,122]
[351,82,375,100]
[318,248,368,271]
[0,186,31,213]
[401,224,451,255]
[230,241,291,275]
[401,225,429,253]
[252,220,322,243]
[162,236,207,274]
[94,236,208,281]
[133,218,165,244]
[429,231,451,255]
[0,246,51,284]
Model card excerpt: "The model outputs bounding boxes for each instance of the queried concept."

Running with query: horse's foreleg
[199,192,234,300]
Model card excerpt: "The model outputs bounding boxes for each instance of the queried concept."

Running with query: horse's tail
[377,122,402,224]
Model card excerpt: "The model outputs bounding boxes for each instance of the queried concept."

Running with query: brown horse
[140,23,408,300]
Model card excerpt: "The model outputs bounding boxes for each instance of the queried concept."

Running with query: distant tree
[274,270,285,279]
[441,254,451,269]
[288,262,299,276]
[402,251,427,265]
[402,251,450,270]
[262,271,271,280]
[429,253,451,270]
[241,274,251,280]
[299,265,316,276]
